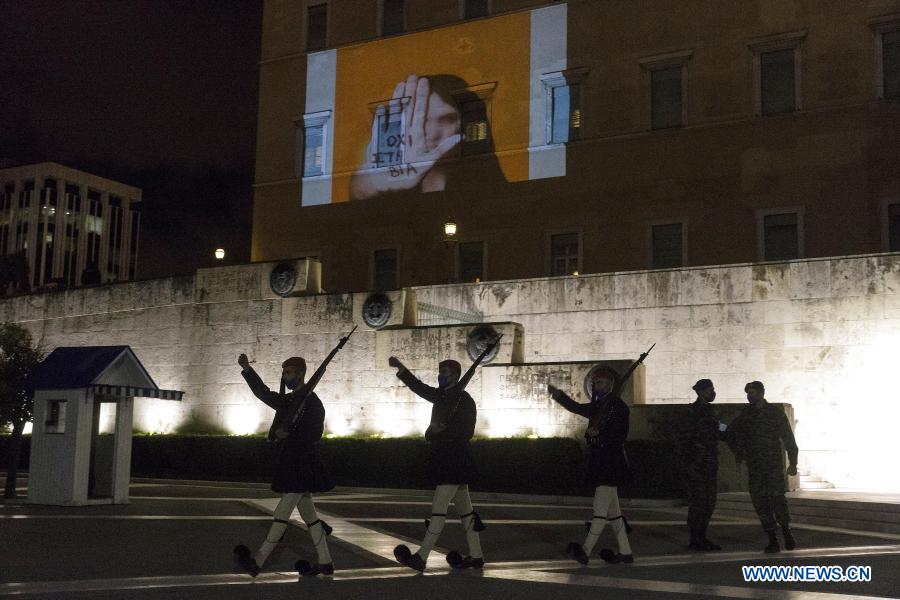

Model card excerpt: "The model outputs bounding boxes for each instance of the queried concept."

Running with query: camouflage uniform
[678,399,722,545]
[728,400,798,532]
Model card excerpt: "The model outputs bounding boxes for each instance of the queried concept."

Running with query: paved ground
[1,480,898,599]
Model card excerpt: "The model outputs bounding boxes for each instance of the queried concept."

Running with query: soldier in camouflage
[727,381,799,553]
[678,379,727,551]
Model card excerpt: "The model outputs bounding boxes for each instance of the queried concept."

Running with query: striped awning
[91,385,183,401]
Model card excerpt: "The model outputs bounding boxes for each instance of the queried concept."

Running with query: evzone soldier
[677,379,727,551]
[726,381,799,553]
[388,354,488,572]
[549,366,635,565]
[232,341,350,578]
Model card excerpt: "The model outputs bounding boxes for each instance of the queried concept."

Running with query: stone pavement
[1,480,899,599]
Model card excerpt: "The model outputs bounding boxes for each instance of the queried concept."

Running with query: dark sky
[0,0,263,279]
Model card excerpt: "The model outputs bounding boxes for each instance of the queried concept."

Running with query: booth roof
[28,346,156,391]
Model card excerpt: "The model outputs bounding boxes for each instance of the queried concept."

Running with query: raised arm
[548,384,592,418]
[390,356,442,403]
[239,354,280,411]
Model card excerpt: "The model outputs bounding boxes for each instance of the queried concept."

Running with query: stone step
[799,481,835,490]
[714,492,900,534]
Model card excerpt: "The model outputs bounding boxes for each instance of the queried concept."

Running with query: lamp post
[443,219,458,283]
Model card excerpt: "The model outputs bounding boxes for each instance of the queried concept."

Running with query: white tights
[255,492,332,567]
[582,485,632,556]
[417,484,483,560]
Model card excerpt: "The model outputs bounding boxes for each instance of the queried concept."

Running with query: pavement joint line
[335,518,760,526]
[0,514,273,520]
[482,568,889,600]
[2,547,897,597]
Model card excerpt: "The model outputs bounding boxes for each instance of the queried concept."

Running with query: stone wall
[4,253,899,491]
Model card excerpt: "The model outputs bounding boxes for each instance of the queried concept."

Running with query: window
[760,49,796,114]
[107,196,123,280]
[45,399,67,434]
[889,203,900,252]
[129,205,140,280]
[651,223,684,268]
[650,66,683,129]
[463,0,489,19]
[882,29,900,99]
[373,248,398,290]
[550,232,580,276]
[375,103,405,167]
[550,83,581,143]
[307,3,327,52]
[381,0,404,36]
[461,99,490,155]
[457,241,485,283]
[299,111,331,178]
[761,211,800,261]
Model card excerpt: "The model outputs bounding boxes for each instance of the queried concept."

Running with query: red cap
[282,356,306,371]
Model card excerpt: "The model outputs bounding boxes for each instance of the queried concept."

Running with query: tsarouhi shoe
[599,548,634,564]
[295,560,334,577]
[702,539,722,551]
[565,542,589,565]
[394,544,426,572]
[764,530,781,553]
[446,551,484,570]
[233,544,260,577]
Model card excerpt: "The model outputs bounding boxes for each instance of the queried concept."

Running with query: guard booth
[27,346,183,506]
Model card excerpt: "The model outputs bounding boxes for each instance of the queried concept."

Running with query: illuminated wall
[300,3,567,206]
[5,253,900,492]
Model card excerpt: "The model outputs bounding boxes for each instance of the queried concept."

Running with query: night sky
[0,0,263,279]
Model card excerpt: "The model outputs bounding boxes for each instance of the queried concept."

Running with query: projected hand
[349,75,461,200]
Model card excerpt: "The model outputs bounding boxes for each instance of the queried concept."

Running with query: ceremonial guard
[232,328,354,578]
[549,366,635,566]
[388,341,500,572]
[677,379,727,551]
[727,381,799,553]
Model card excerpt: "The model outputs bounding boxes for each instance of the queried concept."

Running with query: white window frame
[756,206,805,262]
[297,110,332,179]
[750,31,806,116]
[370,246,400,291]
[377,0,407,37]
[639,49,692,130]
[452,82,496,156]
[547,229,583,277]
[44,399,67,434]
[540,68,588,145]
[459,0,492,20]
[871,15,900,100]
[305,0,330,52]
[647,218,688,269]
[882,197,900,252]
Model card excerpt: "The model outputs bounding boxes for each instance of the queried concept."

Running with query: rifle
[268,325,358,442]
[425,333,503,440]
[584,343,654,446]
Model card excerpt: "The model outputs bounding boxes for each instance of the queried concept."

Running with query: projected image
[349,74,506,200]
[301,3,568,205]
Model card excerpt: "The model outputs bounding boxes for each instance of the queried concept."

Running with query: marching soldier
[549,367,634,565]
[727,381,799,553]
[677,379,726,551]
[232,354,336,578]
[388,355,486,572]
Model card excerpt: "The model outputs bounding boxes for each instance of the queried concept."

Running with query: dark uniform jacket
[552,390,633,487]
[677,400,723,478]
[727,400,798,473]
[397,368,477,485]
[242,367,334,494]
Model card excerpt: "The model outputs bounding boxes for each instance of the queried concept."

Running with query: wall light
[214,248,225,260]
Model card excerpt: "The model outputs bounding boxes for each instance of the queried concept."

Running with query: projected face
[350,75,463,200]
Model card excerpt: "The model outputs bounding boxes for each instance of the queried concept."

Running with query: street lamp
[214,248,225,260]
[442,219,458,283]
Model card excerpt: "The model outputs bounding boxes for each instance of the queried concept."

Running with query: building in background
[253,0,900,292]
[0,162,141,294]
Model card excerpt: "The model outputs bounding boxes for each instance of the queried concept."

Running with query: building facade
[253,0,900,292]
[0,162,141,293]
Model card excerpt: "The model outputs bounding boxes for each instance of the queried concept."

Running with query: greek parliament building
[253,0,900,291]
[0,162,141,292]
[4,1,900,495]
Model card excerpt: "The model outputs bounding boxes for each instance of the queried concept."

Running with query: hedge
[1,435,685,498]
